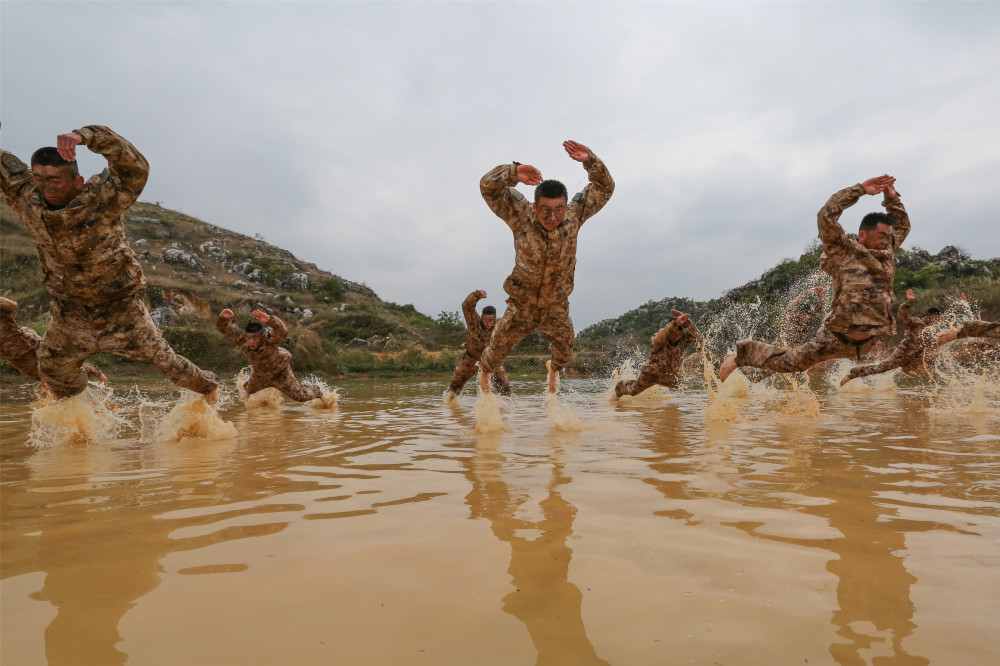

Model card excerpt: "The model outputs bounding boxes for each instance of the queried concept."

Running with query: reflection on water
[1,376,998,665]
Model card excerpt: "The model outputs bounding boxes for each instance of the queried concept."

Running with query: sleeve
[0,150,33,210]
[83,363,105,382]
[461,292,481,328]
[897,299,914,330]
[649,324,671,353]
[957,320,1000,340]
[817,184,864,261]
[883,191,910,249]
[570,151,615,226]
[74,125,149,215]
[215,315,243,344]
[480,163,532,231]
[266,315,289,346]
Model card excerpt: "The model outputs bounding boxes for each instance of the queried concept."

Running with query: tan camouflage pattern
[847,298,929,380]
[818,185,910,339]
[1,126,150,306]
[38,296,216,398]
[0,298,103,383]
[956,320,999,341]
[615,317,701,397]
[479,152,614,305]
[479,298,574,375]
[736,327,879,376]
[217,314,318,402]
[447,291,511,395]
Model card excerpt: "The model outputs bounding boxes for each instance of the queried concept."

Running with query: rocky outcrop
[161,248,205,272]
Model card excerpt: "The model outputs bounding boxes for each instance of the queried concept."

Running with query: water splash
[542,392,583,431]
[442,389,460,406]
[607,360,671,404]
[152,391,237,442]
[474,390,505,433]
[302,375,339,409]
[28,384,125,447]
[236,367,285,408]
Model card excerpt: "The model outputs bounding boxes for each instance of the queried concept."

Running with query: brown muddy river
[1,374,998,665]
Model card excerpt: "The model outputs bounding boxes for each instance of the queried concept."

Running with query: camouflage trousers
[38,296,218,399]
[479,298,574,374]
[614,361,681,398]
[244,365,322,403]
[448,351,512,396]
[736,327,878,381]
[847,337,927,381]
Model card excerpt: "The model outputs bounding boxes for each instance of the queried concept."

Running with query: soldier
[840,290,929,386]
[0,297,106,387]
[446,290,511,398]
[217,309,335,406]
[613,309,700,398]
[0,126,219,402]
[936,320,999,345]
[719,175,909,382]
[477,140,614,395]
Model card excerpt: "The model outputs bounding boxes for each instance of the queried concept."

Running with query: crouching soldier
[0,297,107,386]
[841,290,929,386]
[614,309,700,398]
[446,290,511,398]
[217,309,335,406]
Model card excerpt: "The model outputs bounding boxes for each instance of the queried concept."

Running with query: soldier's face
[246,333,264,350]
[31,165,84,208]
[533,197,568,231]
[859,223,894,251]
[482,314,496,330]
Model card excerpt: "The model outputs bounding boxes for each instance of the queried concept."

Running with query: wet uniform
[448,292,511,396]
[216,314,321,402]
[846,298,928,381]
[0,126,217,399]
[615,317,701,398]
[743,289,828,383]
[954,320,999,341]
[0,297,104,384]
[477,152,614,375]
[735,184,910,377]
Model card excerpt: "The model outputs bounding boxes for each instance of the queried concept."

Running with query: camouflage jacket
[460,291,492,358]
[956,320,999,340]
[642,317,701,388]
[818,184,910,339]
[1,126,149,306]
[0,299,102,382]
[892,299,929,373]
[216,314,292,376]
[480,152,614,305]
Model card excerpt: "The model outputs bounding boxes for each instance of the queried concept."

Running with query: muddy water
[1,376,998,665]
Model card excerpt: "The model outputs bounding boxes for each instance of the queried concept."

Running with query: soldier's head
[923,307,942,325]
[533,180,569,231]
[30,148,84,208]
[245,321,266,350]
[858,212,894,251]
[481,305,497,330]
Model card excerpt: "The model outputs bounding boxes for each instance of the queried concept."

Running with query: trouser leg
[491,365,512,396]
[479,300,537,374]
[37,301,95,398]
[615,367,657,397]
[448,353,480,394]
[735,328,859,377]
[537,299,574,372]
[271,367,322,402]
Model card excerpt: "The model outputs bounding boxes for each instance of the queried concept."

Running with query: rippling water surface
[2,376,998,665]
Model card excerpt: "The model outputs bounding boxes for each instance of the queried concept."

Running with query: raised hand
[475,290,487,300]
[516,164,543,186]
[56,132,82,162]
[563,140,590,162]
[252,309,271,323]
[906,289,915,300]
[861,174,895,196]
[670,308,691,325]
[220,309,234,319]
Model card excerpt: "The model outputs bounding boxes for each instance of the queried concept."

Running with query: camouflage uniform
[447,292,511,396]
[736,184,910,378]
[742,289,828,383]
[615,317,700,398]
[955,320,999,341]
[846,298,928,381]
[0,297,104,384]
[216,314,322,403]
[477,152,614,375]
[0,126,217,398]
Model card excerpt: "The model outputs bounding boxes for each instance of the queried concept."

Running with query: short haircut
[859,212,893,233]
[925,308,942,316]
[30,147,80,177]
[534,179,568,202]
[245,321,264,334]
[481,305,497,316]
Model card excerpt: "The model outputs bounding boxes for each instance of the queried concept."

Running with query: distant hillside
[578,240,1000,352]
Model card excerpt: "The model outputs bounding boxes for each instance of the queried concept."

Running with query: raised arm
[0,150,32,209]
[817,176,894,255]
[265,314,289,346]
[461,290,485,327]
[881,182,909,248]
[69,125,150,215]
[565,140,614,225]
[479,163,536,230]
[897,290,916,330]
[215,309,243,344]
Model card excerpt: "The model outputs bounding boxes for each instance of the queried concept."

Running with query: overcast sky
[2,1,998,328]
